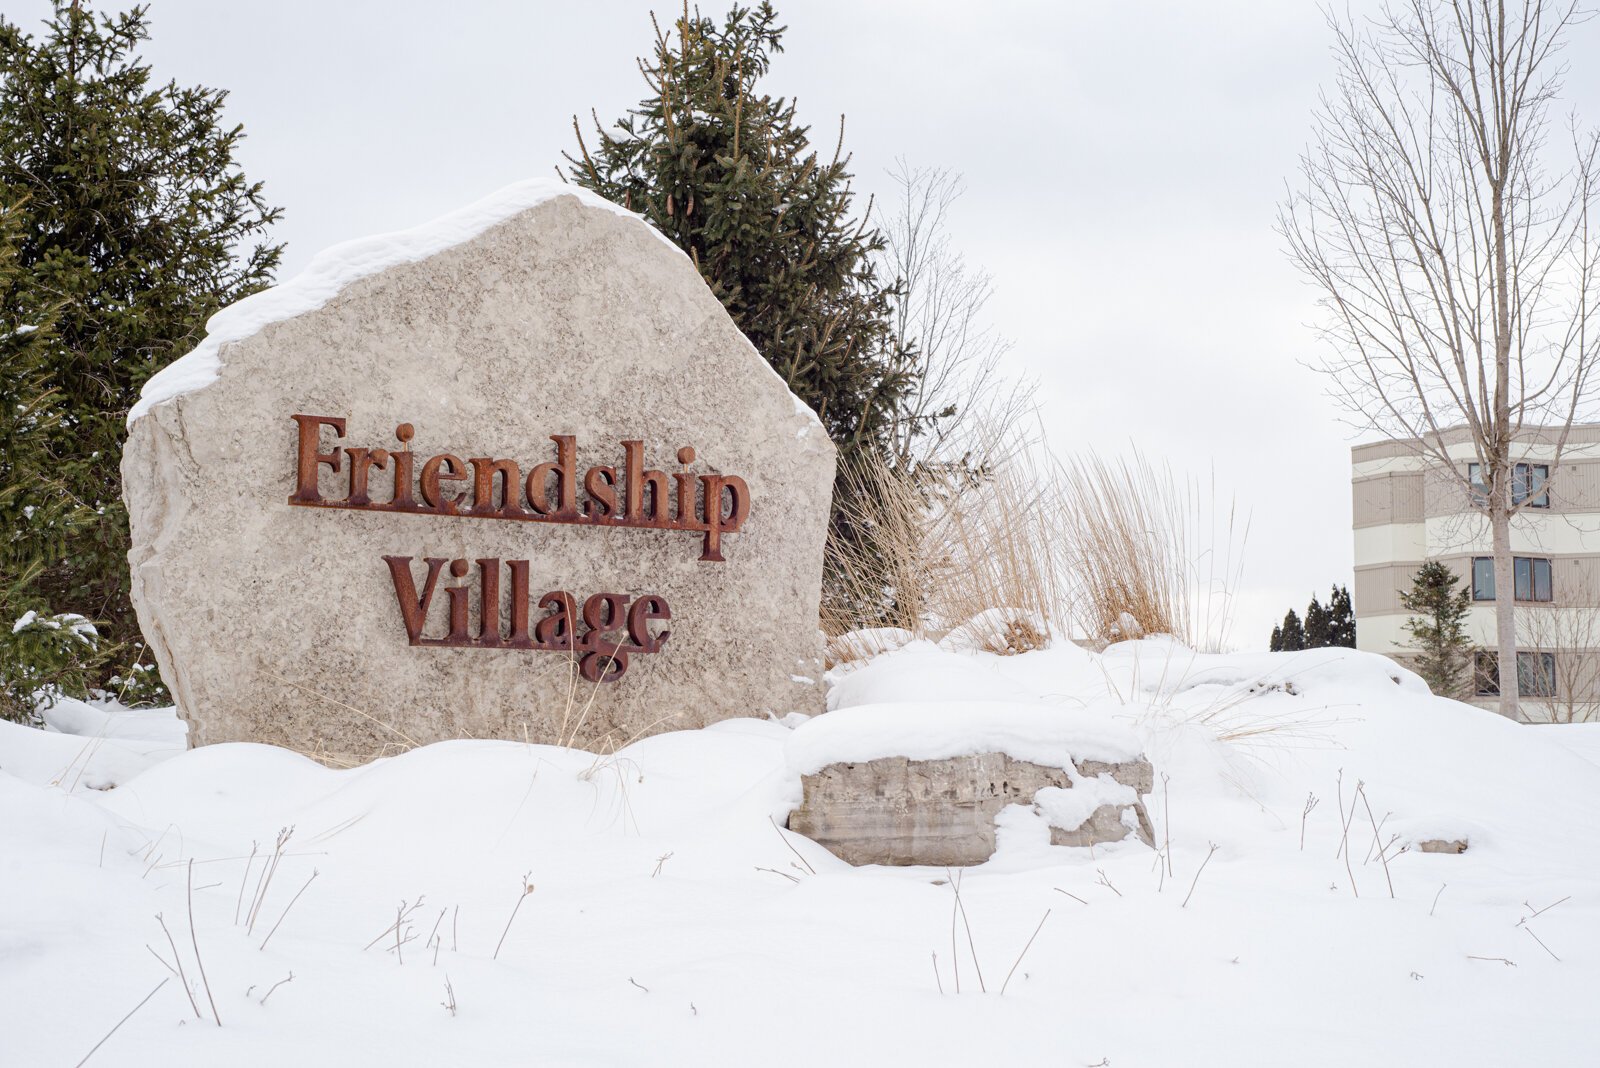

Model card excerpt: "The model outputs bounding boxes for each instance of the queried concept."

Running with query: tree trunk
[1490,499,1520,720]
[1487,0,1516,719]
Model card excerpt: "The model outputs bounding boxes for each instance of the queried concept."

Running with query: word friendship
[289,414,751,561]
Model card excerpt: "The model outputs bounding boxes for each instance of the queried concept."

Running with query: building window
[1470,556,1552,601]
[1516,556,1553,601]
[1522,652,1558,697]
[1468,462,1488,507]
[1467,462,1551,507]
[1476,651,1558,698]
[1474,651,1496,695]
[1472,557,1495,600]
[1513,463,1551,507]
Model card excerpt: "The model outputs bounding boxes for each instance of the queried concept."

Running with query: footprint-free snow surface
[3,639,1598,1066]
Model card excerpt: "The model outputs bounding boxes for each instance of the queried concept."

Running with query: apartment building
[1351,425,1600,722]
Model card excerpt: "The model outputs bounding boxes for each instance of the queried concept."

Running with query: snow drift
[3,638,1599,1066]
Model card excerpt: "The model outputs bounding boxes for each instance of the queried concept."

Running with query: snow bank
[126,180,677,426]
[936,607,1050,654]
[826,639,1049,709]
[5,642,1600,1065]
[786,700,1145,776]
[825,626,915,666]
[0,697,185,791]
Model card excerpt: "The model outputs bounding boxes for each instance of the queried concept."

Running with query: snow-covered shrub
[938,608,1051,656]
[0,607,104,723]
[106,656,169,708]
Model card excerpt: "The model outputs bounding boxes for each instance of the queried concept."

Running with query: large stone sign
[122,182,835,763]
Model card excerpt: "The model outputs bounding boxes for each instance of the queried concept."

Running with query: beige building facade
[1352,425,1600,722]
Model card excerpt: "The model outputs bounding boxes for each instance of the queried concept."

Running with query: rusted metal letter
[627,595,672,651]
[697,474,751,562]
[382,556,447,643]
[469,457,524,518]
[444,559,471,641]
[534,591,577,648]
[290,414,346,504]
[506,559,531,647]
[476,558,502,646]
[525,435,578,518]
[345,447,390,507]
[420,453,468,514]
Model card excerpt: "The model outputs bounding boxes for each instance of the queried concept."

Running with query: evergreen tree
[565,3,915,456]
[0,1,281,697]
[1398,561,1474,698]
[1268,584,1360,651]
[0,194,111,721]
[1277,609,1306,651]
[1327,584,1357,647]
[1304,594,1332,648]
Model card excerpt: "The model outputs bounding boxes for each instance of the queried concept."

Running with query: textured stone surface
[1417,838,1469,854]
[1050,803,1153,849]
[788,752,1154,866]
[1076,758,1154,796]
[123,193,834,763]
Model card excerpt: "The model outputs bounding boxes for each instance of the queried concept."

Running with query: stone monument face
[122,183,835,763]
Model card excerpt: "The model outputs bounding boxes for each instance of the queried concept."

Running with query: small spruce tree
[1398,561,1474,698]
[1304,594,1332,648]
[0,2,281,699]
[1327,584,1357,647]
[1277,609,1306,651]
[1269,624,1283,652]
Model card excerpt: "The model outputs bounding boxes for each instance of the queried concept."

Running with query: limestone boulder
[122,182,835,763]
[788,752,1155,866]
[1417,838,1469,854]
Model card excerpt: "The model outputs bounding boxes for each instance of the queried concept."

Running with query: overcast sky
[13,0,1600,648]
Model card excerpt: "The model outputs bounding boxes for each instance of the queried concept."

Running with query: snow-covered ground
[3,639,1598,1066]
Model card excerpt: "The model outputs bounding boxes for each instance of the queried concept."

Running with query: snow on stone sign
[121,181,835,763]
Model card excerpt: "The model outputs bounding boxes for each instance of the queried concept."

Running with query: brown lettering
[476,558,501,646]
[420,453,468,513]
[627,595,671,651]
[444,559,471,641]
[525,436,578,518]
[382,556,447,643]
[469,457,524,517]
[506,559,531,646]
[296,418,753,564]
[583,465,617,518]
[391,424,417,509]
[698,474,751,562]
[582,591,630,635]
[534,591,576,647]
[290,414,346,504]
[346,447,390,507]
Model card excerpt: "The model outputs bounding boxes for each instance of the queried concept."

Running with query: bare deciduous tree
[879,161,1029,471]
[1281,0,1600,719]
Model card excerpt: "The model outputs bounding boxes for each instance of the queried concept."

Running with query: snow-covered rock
[121,180,834,760]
